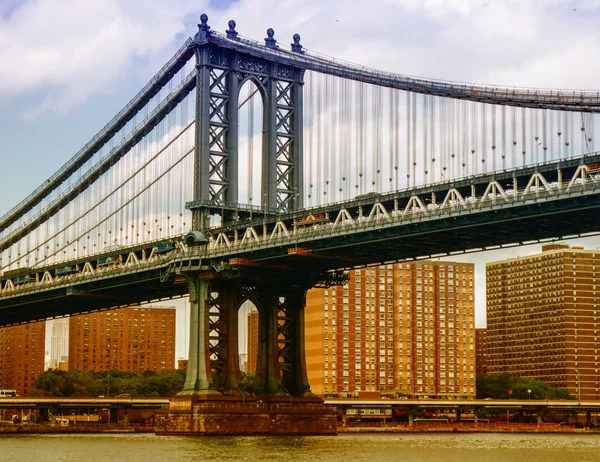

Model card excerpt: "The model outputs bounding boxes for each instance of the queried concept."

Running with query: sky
[2,0,600,362]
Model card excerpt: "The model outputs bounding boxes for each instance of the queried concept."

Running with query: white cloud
[4,0,600,120]
[0,0,202,117]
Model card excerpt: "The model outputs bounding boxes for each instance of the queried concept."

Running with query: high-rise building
[305,261,476,399]
[247,309,259,374]
[239,353,248,373]
[487,243,600,400]
[0,322,46,396]
[68,306,176,374]
[48,318,69,370]
[475,328,488,376]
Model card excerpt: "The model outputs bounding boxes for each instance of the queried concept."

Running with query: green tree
[31,369,186,397]
[239,372,256,393]
[32,369,75,396]
[476,374,573,400]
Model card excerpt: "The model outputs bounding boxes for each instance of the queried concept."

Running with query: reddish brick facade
[0,321,46,396]
[475,328,488,376]
[68,306,175,373]
[487,243,600,400]
[306,261,476,399]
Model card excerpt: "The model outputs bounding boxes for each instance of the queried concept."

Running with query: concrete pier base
[155,394,337,436]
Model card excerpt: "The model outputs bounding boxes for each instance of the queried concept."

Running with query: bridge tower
[186,14,305,231]
[158,17,336,433]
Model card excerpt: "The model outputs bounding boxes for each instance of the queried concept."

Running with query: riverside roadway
[1,397,599,412]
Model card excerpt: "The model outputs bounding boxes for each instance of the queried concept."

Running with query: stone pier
[155,395,337,436]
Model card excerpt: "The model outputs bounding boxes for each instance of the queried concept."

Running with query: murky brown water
[1,433,600,461]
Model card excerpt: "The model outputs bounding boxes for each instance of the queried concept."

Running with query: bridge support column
[252,286,311,396]
[254,291,282,394]
[181,276,242,394]
[183,275,212,392]
[211,281,242,391]
[279,287,310,395]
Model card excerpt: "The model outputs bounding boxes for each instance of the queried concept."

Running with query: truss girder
[201,164,600,255]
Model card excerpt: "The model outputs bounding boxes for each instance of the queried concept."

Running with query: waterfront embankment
[1,421,599,435]
[338,422,599,434]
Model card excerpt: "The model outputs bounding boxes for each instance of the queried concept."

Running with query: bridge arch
[237,78,266,211]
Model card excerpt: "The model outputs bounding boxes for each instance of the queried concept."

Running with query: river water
[1,433,600,461]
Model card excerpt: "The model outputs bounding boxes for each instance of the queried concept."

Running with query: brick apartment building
[487,243,600,400]
[475,328,488,376]
[305,261,476,399]
[69,306,176,374]
[0,321,46,396]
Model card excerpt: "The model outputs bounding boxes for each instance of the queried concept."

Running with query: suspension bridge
[2,14,600,434]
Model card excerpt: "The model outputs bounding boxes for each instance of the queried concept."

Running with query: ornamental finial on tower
[291,33,302,53]
[265,28,277,48]
[194,14,211,43]
[226,19,238,39]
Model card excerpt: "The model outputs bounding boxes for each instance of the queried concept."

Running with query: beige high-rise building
[68,306,176,374]
[49,318,69,370]
[487,243,600,400]
[306,261,476,399]
[0,321,46,396]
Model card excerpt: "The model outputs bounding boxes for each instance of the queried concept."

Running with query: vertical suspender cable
[543,109,548,162]
[340,78,347,199]
[482,103,487,172]
[331,77,338,201]
[316,73,322,203]
[388,88,394,191]
[462,101,467,176]
[511,107,517,168]
[412,92,417,187]
[394,89,400,190]
[535,109,540,164]
[451,98,456,179]
[491,105,496,172]
[373,85,381,191]
[324,75,331,203]
[440,98,446,180]
[501,105,506,170]
[406,91,411,189]
[307,73,313,206]
[430,95,436,181]
[521,107,527,164]
[549,110,554,161]
[423,94,428,183]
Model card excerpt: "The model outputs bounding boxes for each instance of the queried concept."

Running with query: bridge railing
[2,159,600,294]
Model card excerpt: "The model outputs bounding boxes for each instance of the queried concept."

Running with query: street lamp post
[528,389,531,400]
